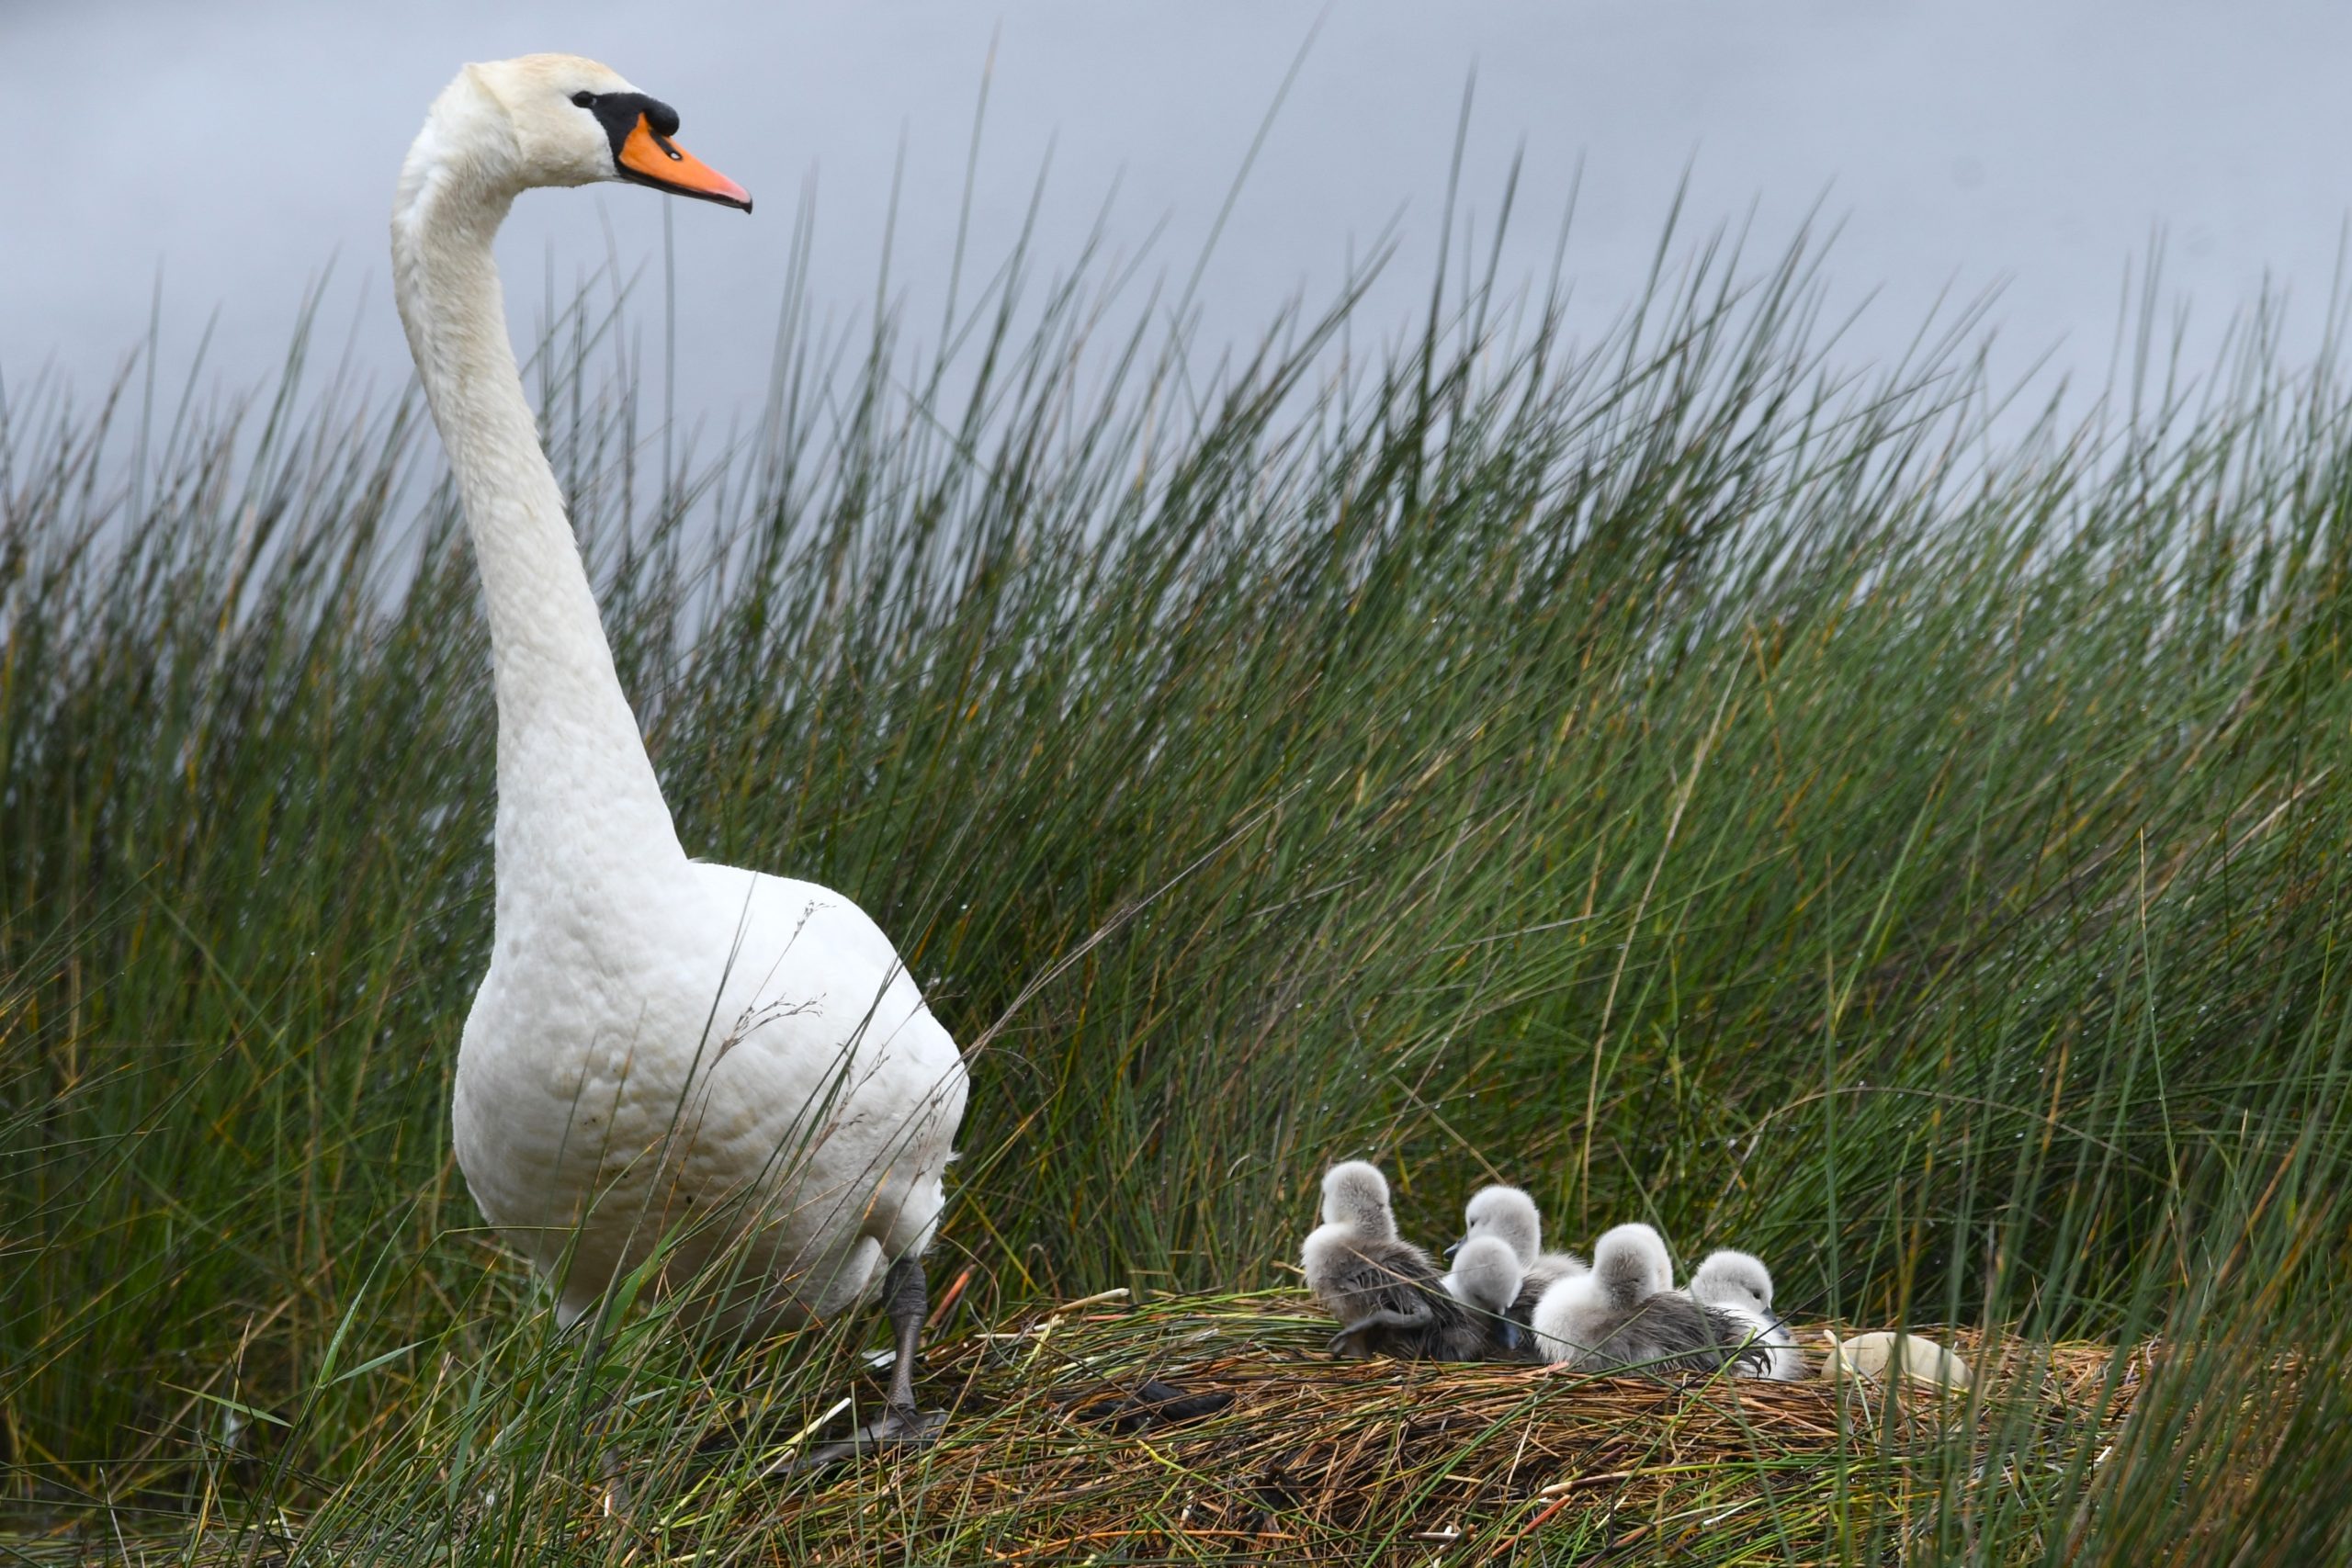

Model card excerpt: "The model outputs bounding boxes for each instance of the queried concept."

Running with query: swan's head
[1689,1249,1774,1315]
[1318,1161,1396,1240]
[1589,1223,1674,1301]
[1455,1185,1542,1266]
[411,53,750,211]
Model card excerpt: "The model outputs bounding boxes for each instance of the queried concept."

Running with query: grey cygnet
[1687,1248,1805,1381]
[1302,1161,1516,1360]
[1532,1224,1770,1376]
[1448,1184,1588,1325]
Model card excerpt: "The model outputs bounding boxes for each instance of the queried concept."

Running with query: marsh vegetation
[5,213,2350,1560]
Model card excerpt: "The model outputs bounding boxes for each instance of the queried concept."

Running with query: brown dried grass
[724,1291,2147,1565]
[0,1291,2168,1566]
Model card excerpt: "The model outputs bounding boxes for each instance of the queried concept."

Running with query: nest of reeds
[692,1290,2148,1565]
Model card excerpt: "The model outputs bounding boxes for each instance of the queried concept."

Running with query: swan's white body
[393,56,967,1332]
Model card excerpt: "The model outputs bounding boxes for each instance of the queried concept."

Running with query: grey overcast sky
[7,1,2350,431]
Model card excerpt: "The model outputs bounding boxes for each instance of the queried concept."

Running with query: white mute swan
[392,55,967,1453]
[1686,1249,1804,1381]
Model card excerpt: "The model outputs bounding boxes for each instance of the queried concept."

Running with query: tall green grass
[4,210,2350,1562]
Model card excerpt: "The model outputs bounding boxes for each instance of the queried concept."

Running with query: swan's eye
[571,91,598,108]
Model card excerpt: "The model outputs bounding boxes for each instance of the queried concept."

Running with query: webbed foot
[777,1401,946,1473]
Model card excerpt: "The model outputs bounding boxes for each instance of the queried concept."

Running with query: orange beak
[617,116,752,211]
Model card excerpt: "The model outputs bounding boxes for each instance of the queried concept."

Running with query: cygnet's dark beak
[1443,1235,1466,1258]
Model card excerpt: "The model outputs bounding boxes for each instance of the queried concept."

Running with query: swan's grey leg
[878,1253,935,1430]
[782,1255,945,1473]
[1329,1302,1432,1355]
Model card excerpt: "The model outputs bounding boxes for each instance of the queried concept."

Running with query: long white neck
[391,105,687,931]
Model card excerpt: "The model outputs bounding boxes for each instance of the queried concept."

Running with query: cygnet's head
[408,54,751,209]
[1689,1249,1775,1315]
[1589,1223,1675,1303]
[1450,1235,1523,1315]
[1319,1161,1397,1239]
[1459,1185,1543,1266]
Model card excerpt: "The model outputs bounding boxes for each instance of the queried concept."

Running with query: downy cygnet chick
[1687,1249,1805,1381]
[1532,1224,1768,1376]
[1447,1185,1588,1325]
[1302,1162,1484,1360]
[1447,1235,1537,1360]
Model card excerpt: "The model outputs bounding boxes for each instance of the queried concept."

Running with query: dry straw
[597,1291,2148,1565]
